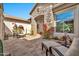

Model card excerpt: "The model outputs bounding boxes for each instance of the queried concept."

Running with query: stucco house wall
[4,15,31,35]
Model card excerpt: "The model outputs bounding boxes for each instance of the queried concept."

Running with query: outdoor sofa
[42,34,79,56]
[42,35,72,56]
[48,38,79,56]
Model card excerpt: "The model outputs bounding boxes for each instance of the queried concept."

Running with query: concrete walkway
[24,34,42,40]
[4,36,46,56]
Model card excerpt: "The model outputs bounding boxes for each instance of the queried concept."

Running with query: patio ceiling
[53,3,78,13]
[35,15,44,22]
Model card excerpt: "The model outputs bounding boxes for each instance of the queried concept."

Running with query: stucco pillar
[0,15,4,41]
[0,6,5,55]
[74,5,79,38]
[31,17,37,35]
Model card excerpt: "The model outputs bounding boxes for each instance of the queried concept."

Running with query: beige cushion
[51,46,68,56]
[65,38,79,56]
[42,40,61,48]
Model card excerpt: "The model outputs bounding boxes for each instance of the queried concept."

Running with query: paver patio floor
[4,36,46,56]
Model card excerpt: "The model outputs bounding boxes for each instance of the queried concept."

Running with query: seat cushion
[65,38,79,56]
[51,46,68,56]
[42,40,61,48]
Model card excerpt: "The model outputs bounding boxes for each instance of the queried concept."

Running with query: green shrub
[52,36,59,40]
[43,31,49,39]
[0,40,3,56]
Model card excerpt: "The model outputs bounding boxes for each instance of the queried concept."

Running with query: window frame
[54,6,75,34]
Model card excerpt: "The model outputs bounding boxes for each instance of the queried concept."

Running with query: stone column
[49,5,55,38]
[31,17,37,35]
[74,5,79,38]
[43,7,49,38]
[44,5,55,39]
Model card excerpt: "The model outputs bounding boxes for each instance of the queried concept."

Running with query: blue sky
[3,3,73,21]
[3,3,35,20]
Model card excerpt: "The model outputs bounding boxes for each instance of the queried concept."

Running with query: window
[55,9,74,33]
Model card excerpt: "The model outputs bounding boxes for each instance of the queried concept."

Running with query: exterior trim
[4,14,31,24]
[53,3,78,13]
[30,3,38,15]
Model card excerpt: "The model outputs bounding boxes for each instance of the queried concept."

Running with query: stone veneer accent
[31,4,55,37]
[30,3,79,38]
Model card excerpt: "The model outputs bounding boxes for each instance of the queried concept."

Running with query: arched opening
[18,25,24,34]
[35,15,44,35]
